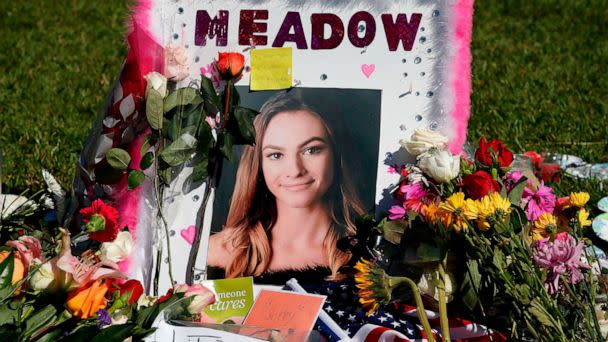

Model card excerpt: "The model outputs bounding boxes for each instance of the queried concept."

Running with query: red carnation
[80,199,121,242]
[118,279,144,304]
[475,137,514,168]
[462,170,501,200]
[215,52,245,80]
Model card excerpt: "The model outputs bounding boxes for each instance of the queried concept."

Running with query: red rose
[475,137,514,168]
[538,163,561,183]
[524,151,543,166]
[158,288,174,303]
[80,199,121,242]
[118,279,143,304]
[462,171,501,200]
[215,52,245,80]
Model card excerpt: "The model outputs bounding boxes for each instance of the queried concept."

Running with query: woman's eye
[303,146,323,155]
[267,152,283,160]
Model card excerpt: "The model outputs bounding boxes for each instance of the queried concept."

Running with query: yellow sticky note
[250,47,293,91]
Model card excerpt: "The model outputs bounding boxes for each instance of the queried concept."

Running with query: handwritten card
[250,47,293,90]
[243,289,325,335]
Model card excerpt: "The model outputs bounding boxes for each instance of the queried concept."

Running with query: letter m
[195,10,229,46]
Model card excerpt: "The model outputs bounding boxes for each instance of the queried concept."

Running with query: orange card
[243,290,325,335]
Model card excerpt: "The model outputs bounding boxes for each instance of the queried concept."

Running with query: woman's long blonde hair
[224,91,365,279]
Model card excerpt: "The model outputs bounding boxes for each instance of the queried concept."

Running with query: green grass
[0,1,607,202]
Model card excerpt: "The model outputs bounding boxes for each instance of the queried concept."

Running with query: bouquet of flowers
[352,129,605,341]
[0,185,217,341]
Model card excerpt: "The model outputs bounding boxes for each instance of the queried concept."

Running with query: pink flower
[388,205,407,220]
[6,236,44,271]
[522,181,556,221]
[532,233,589,295]
[174,283,216,314]
[503,170,523,193]
[54,229,124,291]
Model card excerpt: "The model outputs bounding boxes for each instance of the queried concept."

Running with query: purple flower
[532,234,590,295]
[522,181,556,221]
[96,309,112,329]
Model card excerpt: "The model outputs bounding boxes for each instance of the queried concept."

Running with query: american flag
[304,280,506,342]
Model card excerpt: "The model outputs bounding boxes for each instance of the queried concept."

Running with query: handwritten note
[250,47,293,90]
[243,289,325,336]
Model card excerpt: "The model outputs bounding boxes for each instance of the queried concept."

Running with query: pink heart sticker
[361,64,375,78]
[180,225,196,245]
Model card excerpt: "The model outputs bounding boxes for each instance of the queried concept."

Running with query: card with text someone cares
[200,277,254,324]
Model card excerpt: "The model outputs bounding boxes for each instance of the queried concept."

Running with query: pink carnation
[388,183,429,220]
[503,170,523,193]
[532,233,589,295]
[522,181,556,221]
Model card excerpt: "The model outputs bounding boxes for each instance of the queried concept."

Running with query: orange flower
[216,52,245,80]
[0,251,26,287]
[66,279,110,319]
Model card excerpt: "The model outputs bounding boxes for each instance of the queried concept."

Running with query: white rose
[418,149,460,183]
[144,71,168,97]
[400,128,449,156]
[137,294,158,309]
[100,231,133,263]
[29,259,54,292]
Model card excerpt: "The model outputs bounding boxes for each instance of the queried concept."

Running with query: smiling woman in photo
[207,91,365,283]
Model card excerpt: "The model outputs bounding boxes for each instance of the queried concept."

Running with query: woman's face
[261,110,334,209]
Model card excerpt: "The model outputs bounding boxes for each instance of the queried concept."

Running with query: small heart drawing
[361,64,375,78]
[180,225,196,245]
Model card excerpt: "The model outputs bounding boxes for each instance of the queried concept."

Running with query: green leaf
[36,329,63,342]
[0,253,14,299]
[192,159,209,183]
[220,132,235,161]
[106,148,131,170]
[492,247,506,269]
[0,324,18,339]
[139,135,152,156]
[378,219,407,245]
[159,133,197,166]
[200,75,220,107]
[461,259,481,310]
[196,118,214,155]
[91,324,138,341]
[128,170,145,190]
[146,88,164,130]
[24,304,57,338]
[234,106,258,144]
[508,176,528,206]
[0,302,19,325]
[163,87,202,113]
[528,299,556,328]
[159,166,173,185]
[139,151,154,170]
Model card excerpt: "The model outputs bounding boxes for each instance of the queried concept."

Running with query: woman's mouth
[281,180,314,191]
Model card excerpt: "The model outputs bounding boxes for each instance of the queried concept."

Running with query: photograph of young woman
[206,90,378,284]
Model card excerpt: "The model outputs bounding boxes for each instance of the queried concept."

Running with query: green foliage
[105,148,131,170]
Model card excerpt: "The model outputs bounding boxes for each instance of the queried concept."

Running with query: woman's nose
[285,155,306,177]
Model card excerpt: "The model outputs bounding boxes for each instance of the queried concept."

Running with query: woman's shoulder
[207,228,237,267]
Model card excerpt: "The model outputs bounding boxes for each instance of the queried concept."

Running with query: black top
[206,266,332,285]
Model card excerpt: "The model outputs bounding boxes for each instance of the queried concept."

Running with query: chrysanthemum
[479,192,512,219]
[438,193,478,232]
[421,202,440,225]
[354,259,391,315]
[569,192,590,207]
[532,233,590,295]
[531,213,558,240]
[577,208,592,227]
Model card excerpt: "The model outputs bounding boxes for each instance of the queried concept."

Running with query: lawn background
[0,1,606,201]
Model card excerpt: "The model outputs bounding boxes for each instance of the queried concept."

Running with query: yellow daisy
[569,192,590,207]
[531,212,558,240]
[578,208,592,227]
[439,192,466,215]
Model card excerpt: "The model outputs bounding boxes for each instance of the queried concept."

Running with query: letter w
[195,10,229,46]
[381,13,422,51]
